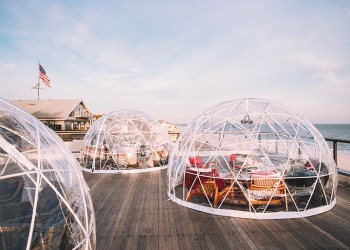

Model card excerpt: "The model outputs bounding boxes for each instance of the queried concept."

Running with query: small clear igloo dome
[168,98,337,219]
[0,99,95,248]
[81,109,173,173]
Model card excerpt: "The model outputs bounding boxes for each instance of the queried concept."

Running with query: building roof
[9,99,88,119]
[159,120,180,133]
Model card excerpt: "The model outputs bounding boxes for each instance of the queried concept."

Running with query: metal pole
[333,141,337,165]
[275,134,278,154]
[37,62,40,100]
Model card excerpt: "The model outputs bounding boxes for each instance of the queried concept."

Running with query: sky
[1,0,350,124]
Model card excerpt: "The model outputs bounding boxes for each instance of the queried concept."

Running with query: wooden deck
[83,170,350,250]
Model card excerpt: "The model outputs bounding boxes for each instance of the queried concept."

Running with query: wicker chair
[248,174,288,212]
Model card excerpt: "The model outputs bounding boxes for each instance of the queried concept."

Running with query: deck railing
[325,138,350,176]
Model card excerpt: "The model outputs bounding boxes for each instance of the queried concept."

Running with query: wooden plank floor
[83,170,350,250]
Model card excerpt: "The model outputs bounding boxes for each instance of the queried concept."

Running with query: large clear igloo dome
[168,98,337,219]
[81,109,173,173]
[0,99,95,248]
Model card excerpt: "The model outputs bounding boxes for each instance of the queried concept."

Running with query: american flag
[39,64,51,88]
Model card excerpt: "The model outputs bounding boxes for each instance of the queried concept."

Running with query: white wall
[65,139,83,159]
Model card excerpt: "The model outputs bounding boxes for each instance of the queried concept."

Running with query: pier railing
[325,138,350,176]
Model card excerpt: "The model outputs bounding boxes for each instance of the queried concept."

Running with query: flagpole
[37,62,40,100]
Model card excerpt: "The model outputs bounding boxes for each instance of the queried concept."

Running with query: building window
[73,122,78,130]
[65,122,71,130]
[69,111,74,117]
[48,122,55,130]
[54,124,62,130]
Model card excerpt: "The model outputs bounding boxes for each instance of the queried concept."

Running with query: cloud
[1,1,350,123]
[288,53,342,72]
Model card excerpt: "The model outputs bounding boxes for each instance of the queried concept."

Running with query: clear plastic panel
[0,99,95,249]
[81,109,173,172]
[168,98,337,218]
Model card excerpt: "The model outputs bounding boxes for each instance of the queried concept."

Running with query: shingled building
[9,99,93,141]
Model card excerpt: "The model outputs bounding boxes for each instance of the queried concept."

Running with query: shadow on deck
[83,170,350,250]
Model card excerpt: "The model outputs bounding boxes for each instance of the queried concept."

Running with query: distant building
[9,99,93,141]
[159,120,180,143]
[93,114,104,121]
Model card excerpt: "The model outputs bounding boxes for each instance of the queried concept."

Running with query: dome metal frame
[81,109,173,174]
[0,99,95,249]
[168,98,337,219]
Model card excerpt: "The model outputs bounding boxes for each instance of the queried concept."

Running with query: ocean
[176,124,350,152]
[314,124,350,140]
[314,124,350,152]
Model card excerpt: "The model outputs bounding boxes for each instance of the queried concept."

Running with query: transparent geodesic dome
[168,98,337,219]
[0,99,95,249]
[81,109,173,173]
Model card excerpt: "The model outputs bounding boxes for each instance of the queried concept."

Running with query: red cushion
[184,169,209,189]
[230,154,236,161]
[189,156,203,167]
